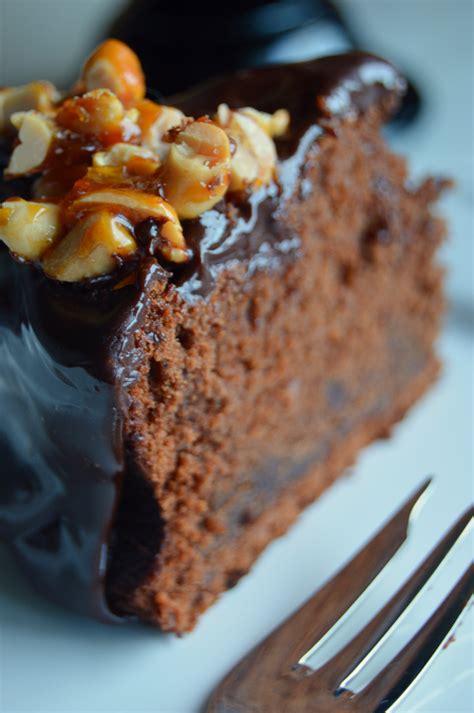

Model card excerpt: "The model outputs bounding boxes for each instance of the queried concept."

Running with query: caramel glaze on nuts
[0,39,289,284]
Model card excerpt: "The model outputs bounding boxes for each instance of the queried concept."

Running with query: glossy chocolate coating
[0,53,404,621]
[172,51,404,126]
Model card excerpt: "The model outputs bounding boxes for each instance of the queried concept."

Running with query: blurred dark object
[111,0,352,94]
[112,0,420,128]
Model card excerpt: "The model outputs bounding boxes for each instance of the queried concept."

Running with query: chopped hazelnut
[215,104,278,191]
[138,100,186,159]
[160,120,231,219]
[56,89,139,145]
[239,107,290,137]
[0,198,61,259]
[0,81,59,134]
[6,111,55,176]
[81,39,145,106]
[70,188,189,263]
[93,143,158,171]
[72,187,171,220]
[42,210,136,282]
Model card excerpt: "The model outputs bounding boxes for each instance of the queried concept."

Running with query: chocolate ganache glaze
[0,53,404,621]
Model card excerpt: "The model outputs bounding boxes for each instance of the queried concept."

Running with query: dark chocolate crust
[0,52,444,630]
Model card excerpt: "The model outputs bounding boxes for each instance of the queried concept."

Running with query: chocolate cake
[0,41,446,633]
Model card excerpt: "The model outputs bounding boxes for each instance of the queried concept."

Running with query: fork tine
[206,480,432,713]
[385,594,474,712]
[323,508,472,693]
[298,479,433,673]
[336,513,472,707]
[358,565,473,712]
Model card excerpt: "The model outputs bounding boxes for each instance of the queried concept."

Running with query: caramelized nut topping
[239,107,290,137]
[69,188,189,263]
[215,104,280,191]
[81,39,145,106]
[0,39,290,282]
[0,81,59,133]
[56,89,139,145]
[6,111,55,176]
[0,198,61,259]
[43,211,136,282]
[160,120,231,219]
[92,143,158,170]
[138,101,186,159]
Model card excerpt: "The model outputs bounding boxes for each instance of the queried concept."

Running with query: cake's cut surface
[0,42,446,632]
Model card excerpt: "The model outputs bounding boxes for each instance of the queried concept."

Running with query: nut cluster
[0,40,289,283]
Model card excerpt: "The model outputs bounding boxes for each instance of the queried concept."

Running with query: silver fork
[206,479,473,712]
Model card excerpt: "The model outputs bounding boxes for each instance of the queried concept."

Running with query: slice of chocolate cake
[0,41,446,633]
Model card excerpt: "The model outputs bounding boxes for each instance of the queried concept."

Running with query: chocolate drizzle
[0,53,404,621]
